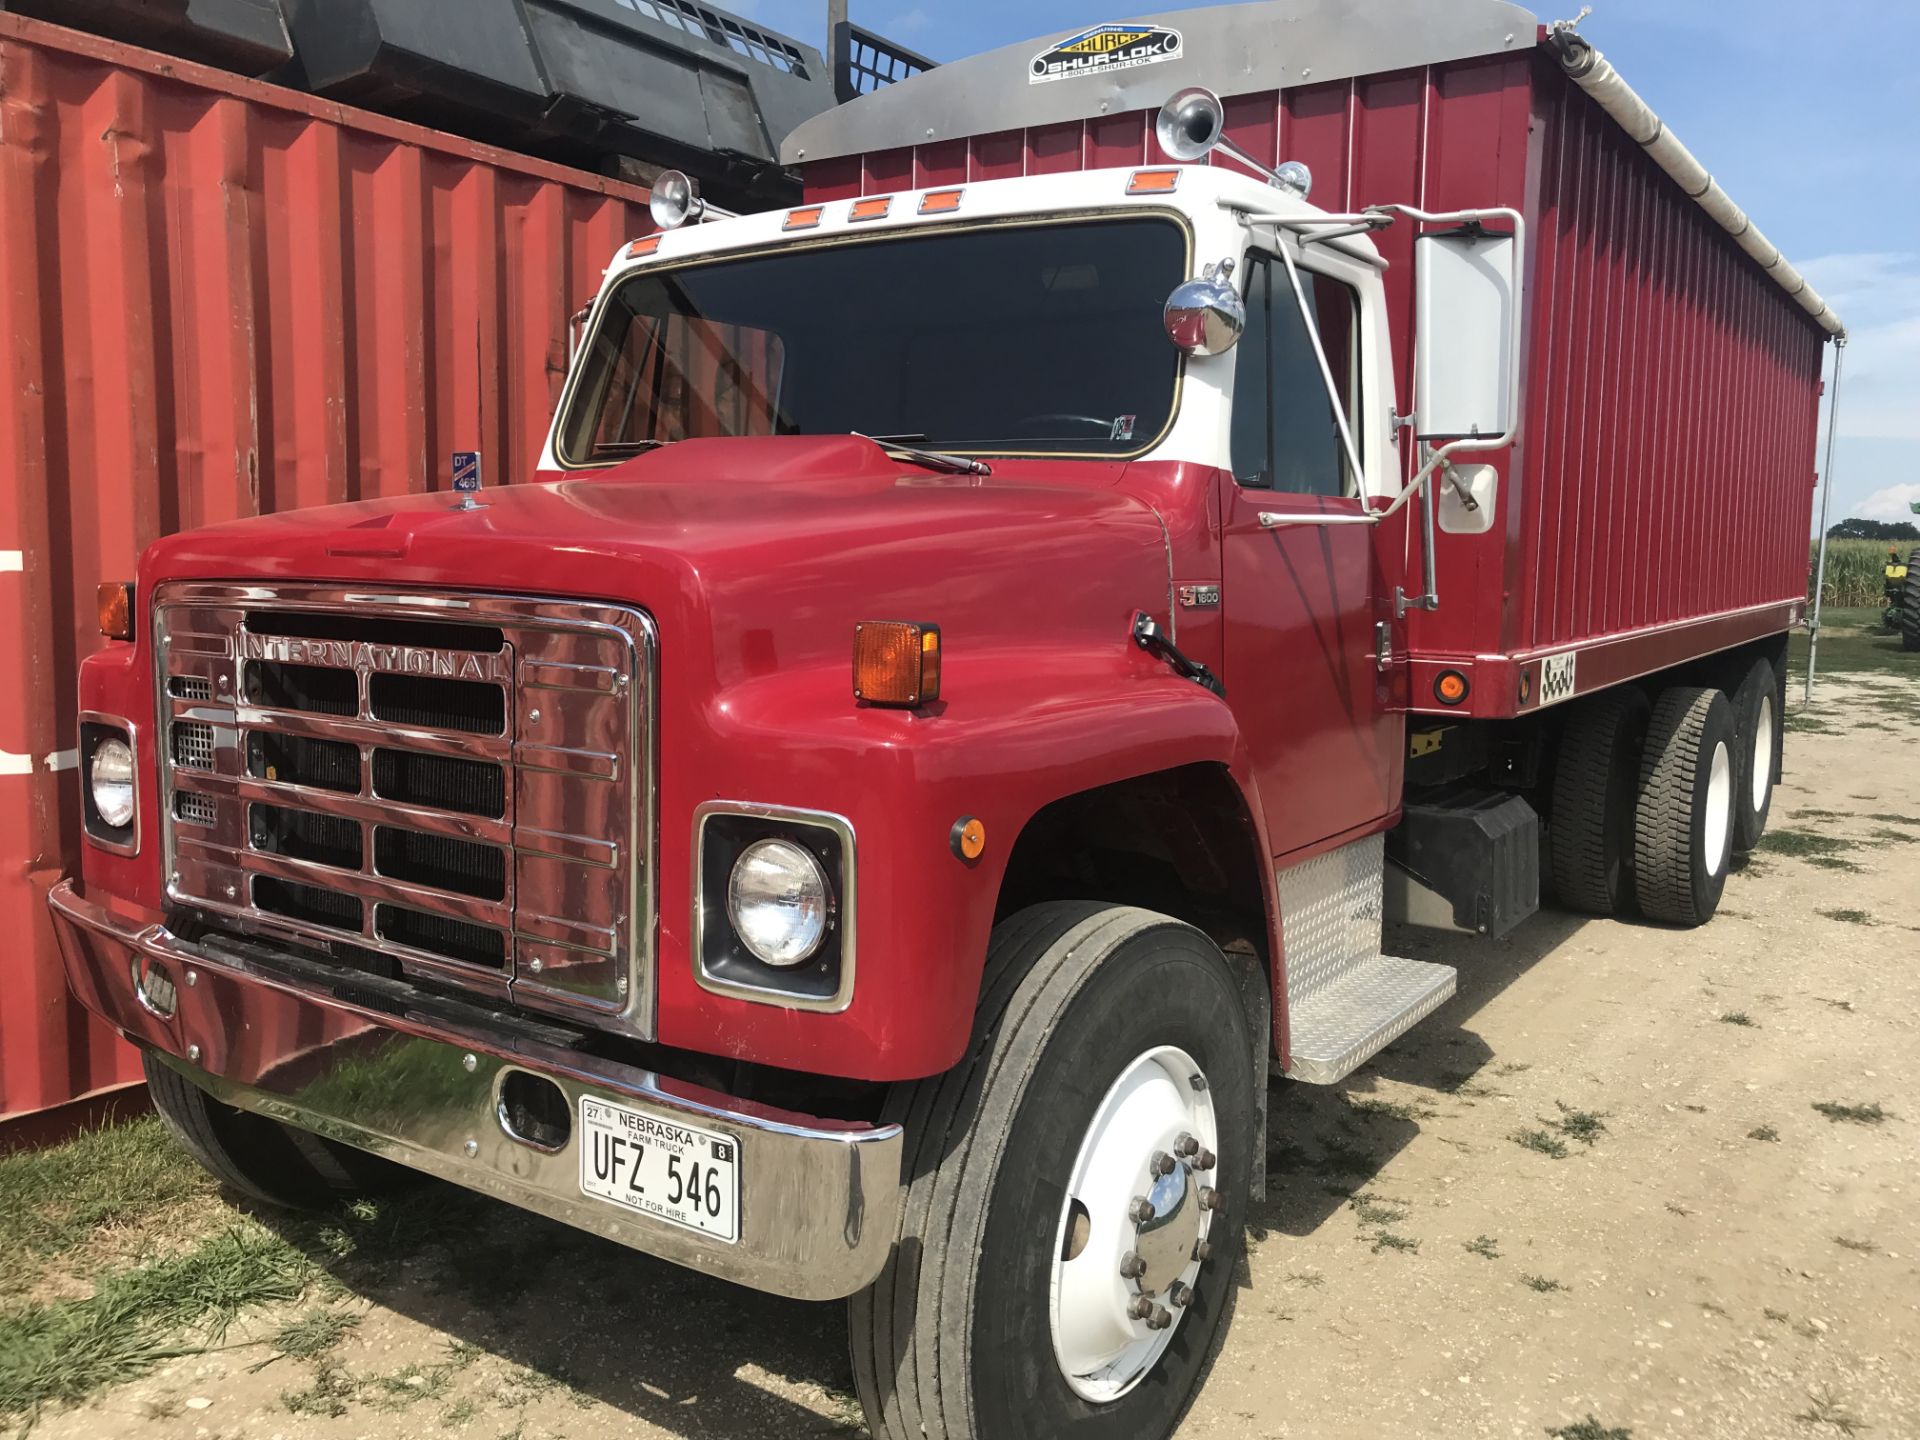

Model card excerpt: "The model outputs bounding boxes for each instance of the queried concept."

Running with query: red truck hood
[141,436,1172,689]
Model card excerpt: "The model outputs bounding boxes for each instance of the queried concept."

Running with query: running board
[1277,834,1458,1085]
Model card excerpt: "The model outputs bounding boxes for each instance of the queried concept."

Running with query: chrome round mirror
[1155,87,1226,163]
[1164,263,1245,356]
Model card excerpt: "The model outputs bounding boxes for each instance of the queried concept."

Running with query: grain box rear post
[790,3,1837,720]
[0,11,651,1132]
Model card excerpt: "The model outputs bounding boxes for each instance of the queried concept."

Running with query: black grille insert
[374,827,506,900]
[250,803,362,870]
[246,661,357,717]
[368,674,505,735]
[246,610,505,653]
[248,732,360,792]
[255,876,362,931]
[375,905,506,968]
[371,749,505,818]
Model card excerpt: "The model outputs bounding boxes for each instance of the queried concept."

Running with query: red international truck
[48,3,1840,1435]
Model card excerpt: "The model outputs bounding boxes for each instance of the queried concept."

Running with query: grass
[1818,909,1875,926]
[1464,1235,1501,1260]
[1522,1274,1568,1293]
[0,1118,211,1299]
[1795,1384,1870,1433]
[1756,829,1858,860]
[1548,1419,1632,1440]
[1720,1011,1758,1027]
[1812,1102,1890,1126]
[0,1224,315,1427]
[1551,1103,1608,1147]
[1832,1236,1878,1254]
[1368,1231,1419,1254]
[1349,1194,1409,1226]
[1345,1096,1434,1123]
[1512,1127,1570,1159]
[1748,1124,1781,1143]
[254,1307,359,1368]
[1791,604,1920,679]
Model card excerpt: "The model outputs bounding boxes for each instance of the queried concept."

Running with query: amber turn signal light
[1433,669,1470,706]
[98,581,135,641]
[854,622,940,707]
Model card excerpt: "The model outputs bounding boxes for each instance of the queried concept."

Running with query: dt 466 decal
[1029,23,1181,84]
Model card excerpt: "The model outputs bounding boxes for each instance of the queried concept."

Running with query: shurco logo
[1029,23,1181,84]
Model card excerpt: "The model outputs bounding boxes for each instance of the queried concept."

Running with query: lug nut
[1167,1281,1192,1309]
[1128,1196,1155,1224]
[1197,1186,1221,1211]
[1193,1147,1217,1172]
[1127,1295,1155,1321]
[1193,1239,1212,1263]
[1174,1133,1200,1158]
[1146,1305,1173,1331]
[1120,1251,1147,1280]
[1150,1151,1176,1177]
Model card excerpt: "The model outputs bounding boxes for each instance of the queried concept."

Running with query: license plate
[578,1095,740,1243]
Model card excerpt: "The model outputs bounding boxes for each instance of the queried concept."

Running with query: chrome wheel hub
[1049,1045,1219,1403]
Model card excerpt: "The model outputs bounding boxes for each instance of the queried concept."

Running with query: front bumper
[48,880,901,1301]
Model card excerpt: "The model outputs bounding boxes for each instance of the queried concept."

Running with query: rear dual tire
[852,903,1255,1440]
[1724,658,1780,856]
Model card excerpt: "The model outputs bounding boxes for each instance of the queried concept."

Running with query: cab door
[1221,248,1402,858]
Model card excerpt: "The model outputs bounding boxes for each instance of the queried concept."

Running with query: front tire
[144,1050,402,1208]
[851,904,1256,1440]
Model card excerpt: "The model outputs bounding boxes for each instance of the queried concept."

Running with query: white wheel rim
[1750,694,1774,814]
[1703,739,1732,876]
[1048,1044,1218,1403]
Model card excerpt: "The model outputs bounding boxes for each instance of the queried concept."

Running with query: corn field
[1811,538,1907,608]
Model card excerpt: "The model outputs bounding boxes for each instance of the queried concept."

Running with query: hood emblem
[451,450,486,511]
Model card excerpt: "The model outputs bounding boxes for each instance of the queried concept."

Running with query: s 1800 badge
[1029,23,1181,85]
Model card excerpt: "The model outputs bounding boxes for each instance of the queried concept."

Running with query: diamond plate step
[1283,955,1457,1084]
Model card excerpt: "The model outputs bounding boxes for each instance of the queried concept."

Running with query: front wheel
[851,904,1256,1440]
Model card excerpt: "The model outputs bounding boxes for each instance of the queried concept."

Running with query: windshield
[556,216,1187,465]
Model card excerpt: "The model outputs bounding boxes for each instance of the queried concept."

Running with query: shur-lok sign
[1029,23,1183,84]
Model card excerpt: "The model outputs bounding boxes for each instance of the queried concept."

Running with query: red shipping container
[0,12,651,1128]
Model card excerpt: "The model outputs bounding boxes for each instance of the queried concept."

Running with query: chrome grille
[155,584,656,1035]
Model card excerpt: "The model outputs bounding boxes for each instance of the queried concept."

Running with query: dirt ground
[21,660,1920,1440]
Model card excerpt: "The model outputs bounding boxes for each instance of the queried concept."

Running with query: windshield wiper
[591,439,672,459]
[853,432,992,477]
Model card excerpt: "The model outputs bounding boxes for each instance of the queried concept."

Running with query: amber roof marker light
[854,622,941,707]
[950,816,987,865]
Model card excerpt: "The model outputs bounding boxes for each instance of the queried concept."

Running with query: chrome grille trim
[154,583,657,1038]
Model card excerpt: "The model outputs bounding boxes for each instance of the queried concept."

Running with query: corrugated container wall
[0,13,650,1126]
[801,48,1827,680]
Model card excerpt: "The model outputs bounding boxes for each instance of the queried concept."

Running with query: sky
[731,0,1918,530]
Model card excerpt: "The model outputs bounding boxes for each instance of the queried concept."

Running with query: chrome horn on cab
[1153,87,1313,198]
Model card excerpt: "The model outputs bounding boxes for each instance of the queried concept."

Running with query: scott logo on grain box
[1029,23,1181,83]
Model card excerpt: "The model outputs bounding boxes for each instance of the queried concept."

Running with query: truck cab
[48,5,1834,1438]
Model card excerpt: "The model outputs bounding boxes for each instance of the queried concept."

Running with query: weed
[1522,1274,1568,1293]
[1817,909,1874,925]
[1464,1235,1501,1260]
[1795,1385,1869,1433]
[1551,1102,1608,1146]
[1349,1194,1409,1226]
[1766,1308,1790,1323]
[1495,1062,1533,1077]
[1285,1271,1326,1289]
[1665,1201,1694,1217]
[1814,997,1856,1012]
[1319,1139,1375,1178]
[1749,1124,1781,1143]
[260,1308,358,1366]
[1368,1231,1419,1254]
[1683,1103,1709,1114]
[1512,1128,1569,1159]
[142,1395,184,1420]
[1346,1096,1434,1123]
[1869,828,1914,845]
[1757,830,1856,859]
[1720,1011,1758,1027]
[1807,856,1865,872]
[1832,1236,1878,1254]
[282,1362,358,1419]
[1699,1299,1730,1318]
[1812,1102,1889,1126]
[1547,1419,1632,1440]
[443,1396,481,1425]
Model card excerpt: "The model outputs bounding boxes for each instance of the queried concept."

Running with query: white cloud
[886,6,932,36]
[1858,484,1920,521]
[1799,252,1920,441]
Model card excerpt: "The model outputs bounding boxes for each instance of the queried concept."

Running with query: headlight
[90,737,136,829]
[726,838,829,967]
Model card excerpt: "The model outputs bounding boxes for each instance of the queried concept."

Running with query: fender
[661,641,1285,1081]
